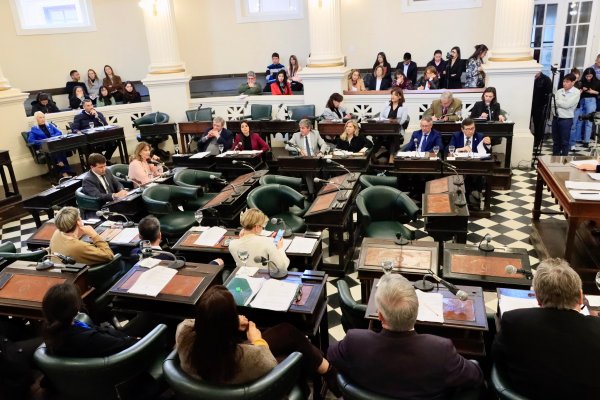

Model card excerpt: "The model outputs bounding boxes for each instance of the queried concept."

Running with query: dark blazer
[232,133,270,152]
[197,127,234,153]
[48,323,136,358]
[367,77,392,91]
[396,61,418,84]
[469,101,502,121]
[72,110,108,131]
[335,135,371,153]
[415,77,440,90]
[69,96,91,110]
[404,129,443,152]
[493,307,600,399]
[31,100,60,114]
[447,59,465,89]
[82,169,124,203]
[328,329,482,399]
[65,82,88,98]
[448,131,490,154]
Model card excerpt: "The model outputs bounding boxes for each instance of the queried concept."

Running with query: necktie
[466,138,472,149]
[420,135,428,152]
[442,106,448,116]
[304,135,312,156]
[102,175,112,194]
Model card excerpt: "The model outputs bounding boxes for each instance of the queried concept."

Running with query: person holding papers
[127,142,163,187]
[328,274,483,398]
[176,285,341,395]
[493,259,600,399]
[81,153,128,206]
[49,206,114,265]
[231,120,270,153]
[469,87,506,122]
[228,208,289,271]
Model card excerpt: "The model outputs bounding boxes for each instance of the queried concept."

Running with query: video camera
[579,112,600,123]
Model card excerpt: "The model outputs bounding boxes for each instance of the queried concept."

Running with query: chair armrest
[0,242,16,253]
[87,253,123,292]
[491,364,530,400]
[337,372,394,400]
[355,195,372,227]
[395,192,420,221]
[170,185,200,201]
[337,280,366,314]
[280,186,305,208]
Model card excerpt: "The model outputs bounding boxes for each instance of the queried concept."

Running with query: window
[401,0,482,13]
[235,0,303,23]
[9,0,96,35]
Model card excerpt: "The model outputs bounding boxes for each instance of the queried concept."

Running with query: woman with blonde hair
[85,69,101,102]
[127,141,162,187]
[288,55,303,91]
[335,120,371,153]
[346,69,366,92]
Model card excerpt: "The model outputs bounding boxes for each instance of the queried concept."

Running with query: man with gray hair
[328,274,482,398]
[285,118,328,156]
[493,258,600,398]
[238,71,262,95]
[423,90,463,122]
[195,116,233,155]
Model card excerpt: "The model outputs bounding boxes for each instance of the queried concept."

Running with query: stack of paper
[286,237,317,254]
[569,159,594,168]
[396,151,421,158]
[415,290,444,323]
[194,226,227,246]
[588,173,600,181]
[111,228,139,244]
[498,294,538,316]
[128,266,177,297]
[190,151,210,159]
[138,258,162,269]
[250,279,299,311]
[565,180,600,191]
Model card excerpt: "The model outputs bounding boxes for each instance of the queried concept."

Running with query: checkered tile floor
[0,138,594,345]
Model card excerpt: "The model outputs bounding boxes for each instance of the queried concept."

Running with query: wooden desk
[26,220,123,251]
[532,156,600,266]
[22,175,83,227]
[85,126,129,164]
[178,121,212,154]
[449,158,495,217]
[0,261,91,319]
[356,238,439,301]
[214,152,266,179]
[317,122,345,136]
[104,189,145,222]
[172,228,322,271]
[366,279,488,357]
[108,262,223,319]
[171,153,216,170]
[442,243,532,290]
[394,153,441,174]
[38,133,87,171]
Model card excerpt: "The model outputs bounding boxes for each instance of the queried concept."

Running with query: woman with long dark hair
[270,70,292,95]
[322,92,352,120]
[122,81,141,104]
[465,44,488,88]
[571,67,600,147]
[231,120,270,152]
[469,87,505,122]
[372,51,392,80]
[426,50,447,81]
[102,64,124,102]
[447,46,464,89]
[96,85,116,107]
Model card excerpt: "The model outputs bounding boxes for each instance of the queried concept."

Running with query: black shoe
[323,365,342,398]
[583,143,590,148]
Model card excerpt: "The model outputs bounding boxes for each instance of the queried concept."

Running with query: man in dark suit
[493,258,600,399]
[396,52,418,84]
[81,153,128,205]
[72,99,118,162]
[403,116,443,152]
[194,116,233,155]
[328,274,483,399]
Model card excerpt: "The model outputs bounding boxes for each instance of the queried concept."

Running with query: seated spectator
[85,69,101,102]
[28,112,74,178]
[368,65,391,91]
[469,86,506,122]
[270,70,292,95]
[288,55,303,92]
[285,118,327,156]
[447,46,465,89]
[31,92,59,114]
[49,206,114,265]
[403,116,443,152]
[81,153,128,205]
[328,274,483,398]
[380,87,408,122]
[416,66,440,91]
[321,92,352,121]
[396,52,418,84]
[195,116,233,155]
[424,91,463,122]
[231,120,270,153]
[372,51,392,80]
[121,81,141,104]
[391,70,413,90]
[335,120,371,153]
[176,285,340,395]
[72,100,118,160]
[493,258,600,399]
[102,64,124,102]
[465,44,488,88]
[426,49,448,83]
[345,69,366,92]
[238,71,262,95]
[96,86,116,107]
[65,69,88,99]
[128,141,163,187]
[69,86,91,110]
[265,52,285,91]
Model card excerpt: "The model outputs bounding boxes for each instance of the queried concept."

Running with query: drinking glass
[218,144,224,154]
[433,145,440,158]
[448,145,456,157]
[289,111,294,121]
[595,271,600,292]
[88,122,94,130]
[194,209,203,225]
[238,250,250,268]
[381,260,393,275]
[456,110,462,121]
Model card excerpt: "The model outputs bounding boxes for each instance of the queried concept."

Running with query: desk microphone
[138,240,184,269]
[414,270,469,301]
[210,175,240,194]
[56,176,73,188]
[232,159,256,173]
[325,158,353,177]
[270,217,292,238]
[313,178,347,201]
[505,265,533,279]
[253,255,287,279]
[413,138,421,158]
[96,208,134,227]
[478,234,495,253]
[284,140,302,153]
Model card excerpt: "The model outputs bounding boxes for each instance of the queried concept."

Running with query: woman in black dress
[447,46,465,89]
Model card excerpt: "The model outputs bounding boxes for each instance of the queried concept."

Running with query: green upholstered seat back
[251,104,272,120]
[133,112,169,128]
[337,280,368,333]
[357,186,419,222]
[174,169,220,187]
[247,184,301,217]
[359,175,398,189]
[185,108,213,122]
[286,105,315,120]
[142,185,175,214]
[75,187,104,211]
[258,175,303,191]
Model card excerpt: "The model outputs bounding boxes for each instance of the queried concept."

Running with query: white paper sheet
[396,151,426,158]
[111,228,139,244]
[586,295,600,307]
[193,226,227,246]
[189,226,210,232]
[588,173,600,181]
[281,238,292,252]
[569,190,600,201]
[236,266,259,277]
[190,151,211,159]
[569,159,594,167]
[565,180,600,191]
[498,295,538,316]
[127,266,177,297]
[415,290,444,323]
[286,237,317,254]
[454,152,482,159]
[250,279,299,311]
[138,258,162,269]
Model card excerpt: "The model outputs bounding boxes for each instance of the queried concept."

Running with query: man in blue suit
[448,119,492,209]
[403,116,443,152]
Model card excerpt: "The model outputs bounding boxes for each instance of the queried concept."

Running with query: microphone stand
[413,138,421,159]
[271,217,292,238]
[314,178,348,201]
[138,240,185,269]
[325,158,355,181]
[232,160,256,175]
[97,209,134,227]
[439,159,466,207]
[258,256,287,279]
[211,175,241,195]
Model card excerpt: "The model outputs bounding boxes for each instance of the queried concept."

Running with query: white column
[0,65,11,91]
[301,0,348,113]
[484,0,539,167]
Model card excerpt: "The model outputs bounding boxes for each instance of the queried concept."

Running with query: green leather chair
[133,112,171,159]
[186,107,213,122]
[359,175,398,189]
[87,253,126,313]
[21,131,47,165]
[337,280,368,333]
[0,241,16,253]
[246,184,307,233]
[0,244,47,270]
[287,105,316,121]
[356,186,419,241]
[173,169,221,210]
[163,350,306,400]
[258,175,308,216]
[491,364,531,400]
[107,164,134,189]
[132,112,169,129]
[75,187,104,215]
[244,104,272,120]
[34,323,168,400]
[142,185,200,237]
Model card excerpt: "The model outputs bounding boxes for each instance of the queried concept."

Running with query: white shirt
[375,78,382,91]
[403,63,409,77]
[463,134,489,155]
[552,87,581,119]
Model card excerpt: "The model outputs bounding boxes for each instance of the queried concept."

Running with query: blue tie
[420,135,428,152]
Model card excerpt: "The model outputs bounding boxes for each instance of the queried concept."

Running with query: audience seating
[286,105,316,121]
[185,107,213,122]
[491,364,531,400]
[246,184,307,233]
[336,280,368,333]
[142,185,199,237]
[356,186,419,241]
[75,187,105,219]
[258,175,309,216]
[358,175,398,189]
[244,104,272,120]
[34,323,168,400]
[173,169,221,210]
[163,350,306,400]
[107,164,134,189]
